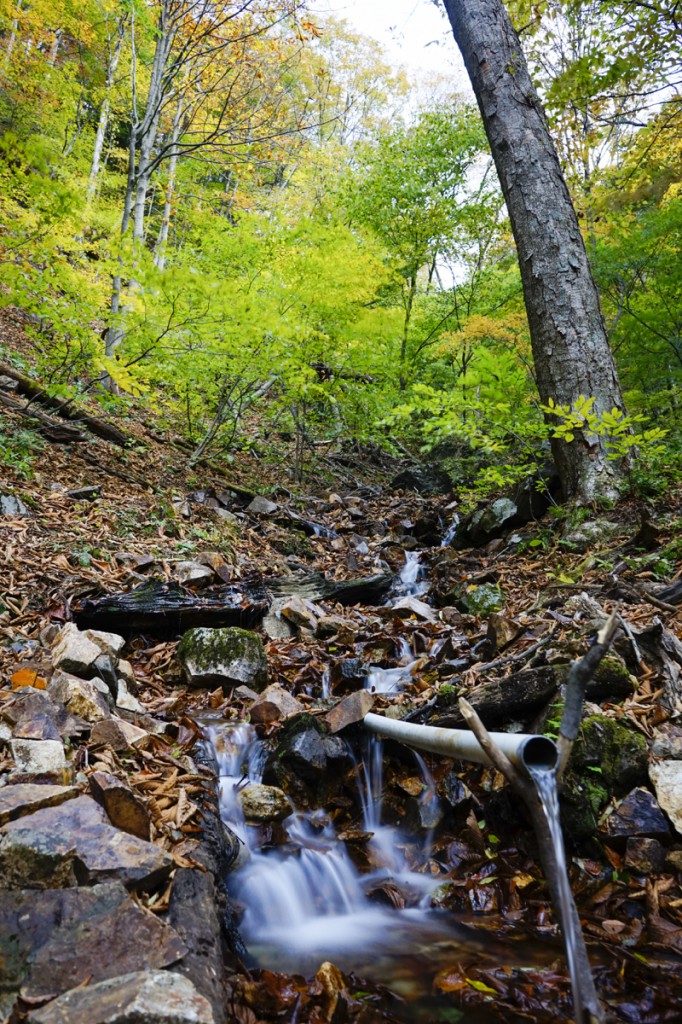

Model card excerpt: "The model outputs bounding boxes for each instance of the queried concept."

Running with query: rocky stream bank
[1,429,682,1024]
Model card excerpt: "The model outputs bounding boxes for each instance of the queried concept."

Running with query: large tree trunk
[442,0,627,502]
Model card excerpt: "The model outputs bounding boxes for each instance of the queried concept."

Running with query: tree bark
[441,0,627,502]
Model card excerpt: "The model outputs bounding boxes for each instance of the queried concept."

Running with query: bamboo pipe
[363,713,558,774]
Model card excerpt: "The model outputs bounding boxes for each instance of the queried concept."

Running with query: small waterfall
[390,550,429,601]
[206,720,445,968]
[441,512,460,547]
[529,766,584,1023]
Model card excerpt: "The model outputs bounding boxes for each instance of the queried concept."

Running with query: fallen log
[0,361,130,447]
[268,571,393,607]
[74,578,269,638]
[0,391,89,443]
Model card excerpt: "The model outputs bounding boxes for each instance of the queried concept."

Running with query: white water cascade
[202,719,462,977]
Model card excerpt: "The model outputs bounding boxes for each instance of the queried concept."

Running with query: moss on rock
[177,627,267,691]
[570,714,648,796]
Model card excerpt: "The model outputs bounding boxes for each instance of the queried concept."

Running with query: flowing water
[529,766,585,1024]
[441,513,461,547]
[203,718,562,1022]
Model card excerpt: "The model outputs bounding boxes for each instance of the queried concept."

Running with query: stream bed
[203,718,560,1023]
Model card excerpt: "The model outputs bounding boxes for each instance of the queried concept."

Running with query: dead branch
[556,612,619,778]
[0,361,130,447]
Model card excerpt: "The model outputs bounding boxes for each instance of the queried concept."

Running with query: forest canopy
[0,0,680,495]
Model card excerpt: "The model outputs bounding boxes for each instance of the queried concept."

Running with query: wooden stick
[556,612,619,779]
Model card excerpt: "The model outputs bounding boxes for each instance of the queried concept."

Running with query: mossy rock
[450,583,505,617]
[555,656,636,702]
[177,626,267,691]
[570,714,648,796]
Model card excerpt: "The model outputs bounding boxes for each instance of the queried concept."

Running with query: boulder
[10,739,68,779]
[178,627,268,691]
[0,783,79,826]
[283,728,348,779]
[570,715,648,795]
[28,971,214,1024]
[249,685,305,725]
[0,884,186,1010]
[561,518,622,552]
[89,771,151,839]
[451,498,518,548]
[649,760,682,836]
[0,795,172,890]
[48,671,111,722]
[238,783,291,822]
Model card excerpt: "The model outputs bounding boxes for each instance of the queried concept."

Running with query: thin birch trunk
[153,88,186,269]
[87,15,126,202]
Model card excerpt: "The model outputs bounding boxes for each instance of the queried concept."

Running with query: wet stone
[283,728,349,779]
[624,837,666,874]
[0,794,172,890]
[0,783,79,826]
[601,787,671,841]
[2,690,89,740]
[249,685,304,725]
[28,970,214,1024]
[0,883,186,1006]
[391,596,436,622]
[325,691,374,734]
[238,783,291,822]
[12,714,61,741]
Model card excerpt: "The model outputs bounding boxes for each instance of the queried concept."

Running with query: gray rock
[238,783,291,822]
[90,717,149,751]
[174,561,215,587]
[283,728,348,780]
[115,678,144,713]
[1,494,30,515]
[178,627,268,691]
[390,466,451,496]
[2,689,89,739]
[51,623,103,676]
[0,783,79,826]
[262,610,295,640]
[0,795,172,890]
[624,837,666,874]
[246,495,279,515]
[28,970,214,1024]
[10,739,68,777]
[391,596,436,622]
[452,497,519,548]
[600,787,670,841]
[561,519,622,552]
[48,670,111,722]
[280,595,321,632]
[0,884,186,1007]
[649,760,682,835]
